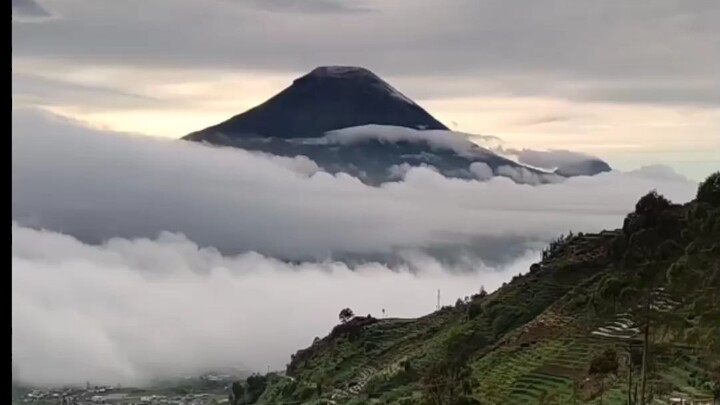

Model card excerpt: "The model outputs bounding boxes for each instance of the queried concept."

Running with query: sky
[12,0,720,180]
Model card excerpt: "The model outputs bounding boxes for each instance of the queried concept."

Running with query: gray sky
[12,1,720,179]
[12,0,720,84]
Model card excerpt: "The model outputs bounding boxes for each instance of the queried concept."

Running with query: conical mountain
[185,66,447,141]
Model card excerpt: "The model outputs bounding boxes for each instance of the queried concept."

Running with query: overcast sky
[11,0,719,177]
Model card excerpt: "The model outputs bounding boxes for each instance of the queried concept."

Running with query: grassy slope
[252,191,720,405]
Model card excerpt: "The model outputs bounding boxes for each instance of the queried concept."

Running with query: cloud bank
[12,109,696,263]
[11,109,700,386]
[12,224,536,387]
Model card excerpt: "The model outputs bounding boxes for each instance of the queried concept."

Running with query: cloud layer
[12,0,720,106]
[12,109,697,263]
[11,109,700,386]
[12,223,537,386]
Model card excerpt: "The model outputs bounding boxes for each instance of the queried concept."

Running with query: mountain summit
[185,66,447,141]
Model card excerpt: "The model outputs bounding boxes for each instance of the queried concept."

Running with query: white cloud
[12,109,697,263]
[12,224,536,386]
[469,162,493,181]
[496,165,558,186]
[10,108,702,386]
[321,124,483,157]
[504,148,599,171]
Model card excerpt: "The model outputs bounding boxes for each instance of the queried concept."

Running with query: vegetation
[229,374,268,405]
[697,171,720,206]
[339,308,355,324]
[230,172,720,404]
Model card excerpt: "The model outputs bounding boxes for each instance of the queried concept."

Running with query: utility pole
[436,289,441,310]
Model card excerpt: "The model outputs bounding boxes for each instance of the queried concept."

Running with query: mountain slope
[232,172,720,405]
[184,66,447,141]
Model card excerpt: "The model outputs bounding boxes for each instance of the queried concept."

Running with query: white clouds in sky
[12,223,537,386]
[12,109,696,261]
[11,108,700,386]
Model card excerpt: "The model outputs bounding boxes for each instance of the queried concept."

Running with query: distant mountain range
[184,66,610,183]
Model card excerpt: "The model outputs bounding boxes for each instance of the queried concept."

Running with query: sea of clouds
[11,108,698,386]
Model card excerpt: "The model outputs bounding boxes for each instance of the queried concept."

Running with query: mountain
[183,66,611,184]
[185,66,447,141]
[228,172,720,405]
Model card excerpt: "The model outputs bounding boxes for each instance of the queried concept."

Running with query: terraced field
[240,189,720,405]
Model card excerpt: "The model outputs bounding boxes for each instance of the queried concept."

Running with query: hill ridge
[229,172,720,404]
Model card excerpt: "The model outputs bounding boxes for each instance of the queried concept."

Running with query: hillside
[230,172,720,405]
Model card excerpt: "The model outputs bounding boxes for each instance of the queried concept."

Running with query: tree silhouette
[697,171,720,207]
[339,308,354,323]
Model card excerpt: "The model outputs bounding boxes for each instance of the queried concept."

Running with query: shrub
[421,360,473,405]
[491,307,524,337]
[339,308,354,323]
[363,341,379,353]
[697,171,720,207]
[609,234,628,261]
[589,349,619,375]
[467,301,484,319]
[658,239,683,260]
[635,190,671,215]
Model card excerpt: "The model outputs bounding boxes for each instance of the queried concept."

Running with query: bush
[244,374,268,404]
[453,395,482,405]
[363,341,379,353]
[491,307,524,337]
[597,275,626,300]
[609,234,628,261]
[295,384,315,401]
[635,190,671,215]
[444,330,490,363]
[542,232,574,260]
[589,349,619,375]
[697,171,720,207]
[467,301,484,319]
[658,239,683,260]
[339,308,354,323]
[421,360,473,405]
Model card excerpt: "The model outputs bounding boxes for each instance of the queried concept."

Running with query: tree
[421,360,474,405]
[245,374,268,404]
[338,308,354,324]
[635,190,671,215]
[697,171,720,207]
[542,232,574,261]
[589,349,619,404]
[229,381,245,405]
